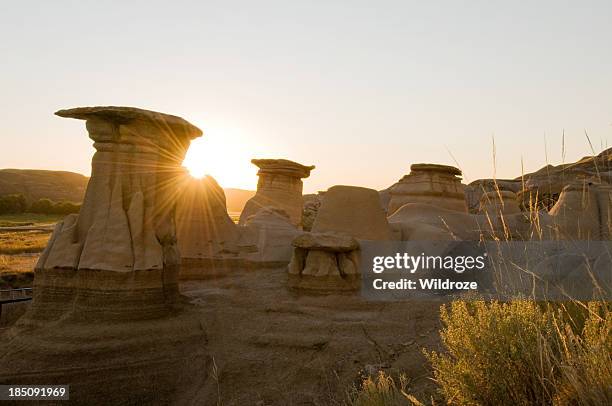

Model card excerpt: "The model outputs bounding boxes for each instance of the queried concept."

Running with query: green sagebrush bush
[426,300,611,406]
[348,301,610,405]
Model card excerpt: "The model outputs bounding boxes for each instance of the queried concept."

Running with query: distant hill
[0,169,88,203]
[0,169,255,212]
[224,188,255,213]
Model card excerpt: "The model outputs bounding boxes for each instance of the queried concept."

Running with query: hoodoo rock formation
[288,232,360,290]
[288,186,392,290]
[0,107,209,404]
[387,164,468,215]
[32,106,202,320]
[0,104,610,405]
[238,159,315,227]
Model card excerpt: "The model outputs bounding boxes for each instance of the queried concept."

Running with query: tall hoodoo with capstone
[288,186,392,290]
[32,106,202,320]
[238,158,315,227]
[0,107,209,404]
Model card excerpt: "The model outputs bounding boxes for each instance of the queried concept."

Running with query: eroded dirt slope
[182,267,441,405]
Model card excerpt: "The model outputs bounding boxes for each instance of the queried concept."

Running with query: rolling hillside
[224,188,255,213]
[0,169,88,203]
[0,169,255,212]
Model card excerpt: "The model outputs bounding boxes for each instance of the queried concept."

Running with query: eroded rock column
[288,186,392,291]
[238,159,315,227]
[32,106,202,321]
[0,107,209,404]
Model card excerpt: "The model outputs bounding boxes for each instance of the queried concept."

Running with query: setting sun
[182,126,258,190]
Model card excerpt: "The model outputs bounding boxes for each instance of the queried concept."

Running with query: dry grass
[0,254,37,288]
[0,230,51,255]
[0,215,51,288]
[349,301,611,406]
[0,254,37,273]
[426,300,611,406]
[347,371,419,406]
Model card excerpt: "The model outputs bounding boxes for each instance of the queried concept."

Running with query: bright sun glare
[182,127,258,190]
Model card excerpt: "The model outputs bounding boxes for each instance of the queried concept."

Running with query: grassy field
[0,213,58,288]
[0,231,50,287]
[0,230,51,255]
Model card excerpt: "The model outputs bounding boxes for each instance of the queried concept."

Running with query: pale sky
[1,1,610,193]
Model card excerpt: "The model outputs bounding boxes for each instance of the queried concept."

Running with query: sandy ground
[183,267,442,405]
[0,266,443,405]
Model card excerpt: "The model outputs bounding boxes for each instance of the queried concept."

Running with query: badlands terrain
[0,106,610,405]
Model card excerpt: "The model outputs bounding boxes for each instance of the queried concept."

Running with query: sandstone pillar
[0,107,209,404]
[238,159,314,226]
[32,106,202,321]
[287,186,392,291]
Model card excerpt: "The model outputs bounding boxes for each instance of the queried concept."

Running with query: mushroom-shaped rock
[388,164,467,215]
[238,159,315,227]
[0,107,209,404]
[292,186,391,288]
[55,106,202,137]
[34,106,202,321]
[288,232,361,291]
